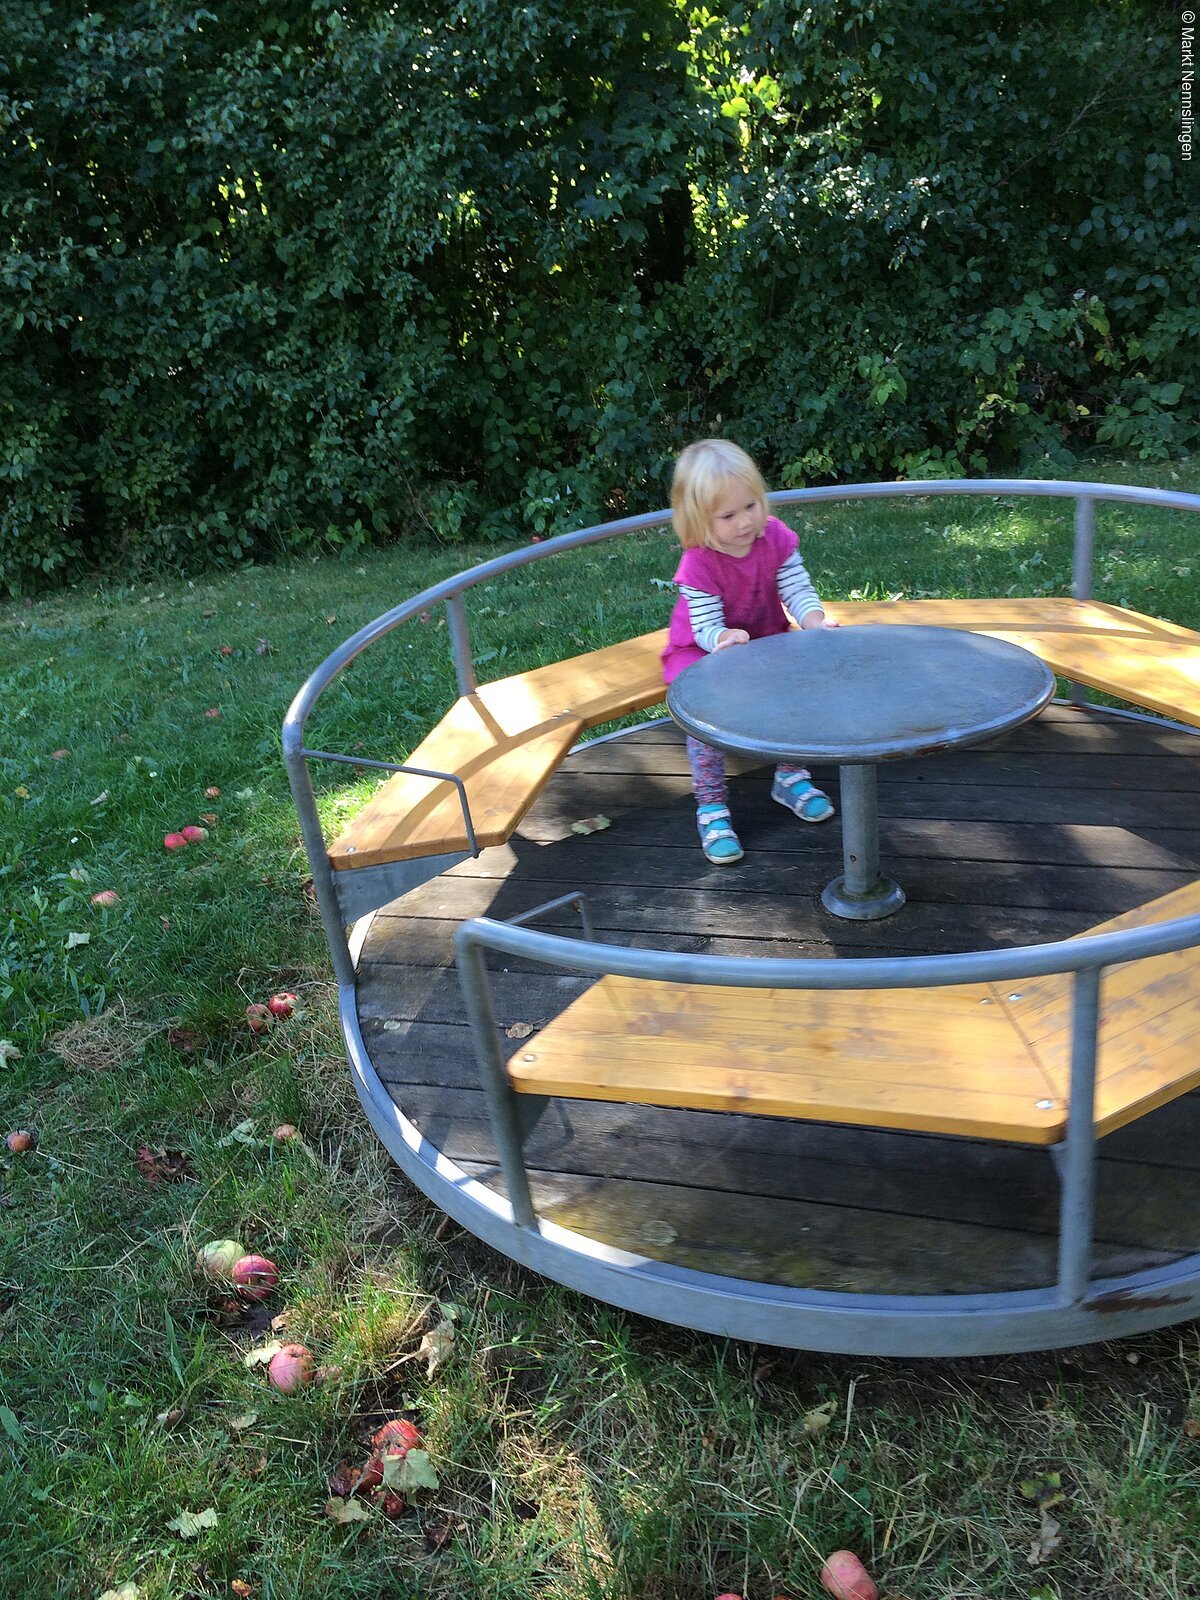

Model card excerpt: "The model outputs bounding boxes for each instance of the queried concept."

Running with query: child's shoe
[696,803,744,864]
[771,772,835,823]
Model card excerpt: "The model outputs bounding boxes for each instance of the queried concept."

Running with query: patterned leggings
[686,737,809,805]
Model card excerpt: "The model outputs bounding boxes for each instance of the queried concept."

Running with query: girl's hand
[801,611,839,630]
[714,628,750,650]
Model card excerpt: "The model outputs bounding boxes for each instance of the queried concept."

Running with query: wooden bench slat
[509,978,1063,1143]
[328,597,1200,879]
[328,701,583,869]
[507,881,1200,1145]
[832,598,1200,729]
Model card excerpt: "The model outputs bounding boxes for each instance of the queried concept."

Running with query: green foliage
[1,1,1194,592]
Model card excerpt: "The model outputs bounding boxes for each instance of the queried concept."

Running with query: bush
[1,0,1193,592]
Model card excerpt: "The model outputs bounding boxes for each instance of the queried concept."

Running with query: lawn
[3,457,1200,1600]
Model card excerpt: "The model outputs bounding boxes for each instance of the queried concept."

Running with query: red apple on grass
[819,1551,877,1600]
[5,1129,34,1153]
[90,889,120,907]
[245,1003,273,1033]
[267,992,297,1019]
[231,1254,279,1299]
[181,824,209,843]
[268,1343,314,1393]
[163,832,188,851]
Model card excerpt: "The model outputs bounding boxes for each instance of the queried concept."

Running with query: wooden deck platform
[356,703,1200,1298]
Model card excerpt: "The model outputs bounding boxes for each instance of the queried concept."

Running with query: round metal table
[666,624,1056,920]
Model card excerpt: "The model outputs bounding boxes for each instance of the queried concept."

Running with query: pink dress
[661,516,799,685]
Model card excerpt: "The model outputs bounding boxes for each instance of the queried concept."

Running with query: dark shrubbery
[2,1,1193,591]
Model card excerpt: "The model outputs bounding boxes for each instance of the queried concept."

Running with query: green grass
[3,457,1200,1599]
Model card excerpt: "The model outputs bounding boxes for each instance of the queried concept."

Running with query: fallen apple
[268,1343,314,1393]
[90,889,120,907]
[5,1129,34,1153]
[163,831,189,851]
[231,1254,279,1299]
[195,1237,245,1281]
[245,1003,273,1034]
[273,1123,300,1141]
[181,824,209,843]
[204,785,221,798]
[819,1551,877,1600]
[372,1418,423,1454]
[267,992,297,1019]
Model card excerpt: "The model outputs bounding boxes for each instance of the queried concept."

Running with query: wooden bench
[329,597,1200,878]
[503,882,1200,1147]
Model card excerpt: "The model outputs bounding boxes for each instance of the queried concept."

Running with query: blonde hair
[671,438,768,550]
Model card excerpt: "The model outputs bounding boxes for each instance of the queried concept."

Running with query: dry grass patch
[48,1001,157,1072]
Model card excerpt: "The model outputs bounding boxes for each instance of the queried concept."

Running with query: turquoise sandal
[771,773,835,824]
[696,803,744,864]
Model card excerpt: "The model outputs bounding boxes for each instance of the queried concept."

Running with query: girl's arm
[776,550,835,629]
[679,585,747,650]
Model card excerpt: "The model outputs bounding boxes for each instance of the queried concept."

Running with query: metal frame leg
[821,763,905,921]
[454,930,538,1230]
[1057,965,1101,1303]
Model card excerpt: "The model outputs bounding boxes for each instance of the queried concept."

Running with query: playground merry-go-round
[284,478,1200,1359]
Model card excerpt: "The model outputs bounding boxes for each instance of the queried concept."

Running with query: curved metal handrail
[282,477,1200,751]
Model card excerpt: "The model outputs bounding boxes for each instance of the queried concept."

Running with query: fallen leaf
[14,785,30,800]
[325,1496,371,1524]
[255,638,272,656]
[217,1119,266,1149]
[1028,1508,1063,1566]
[165,1506,218,1538]
[227,1411,259,1431]
[1019,1470,1065,1510]
[569,814,611,835]
[65,931,90,949]
[0,1041,22,1065]
[231,1582,253,1598]
[505,1022,534,1040]
[134,1146,193,1186]
[155,1405,187,1428]
[324,614,337,625]
[381,1446,440,1494]
[98,1585,142,1600]
[90,790,109,806]
[803,1401,836,1437]
[1184,1418,1200,1439]
[242,1340,285,1369]
[417,1319,454,1379]
[199,813,218,825]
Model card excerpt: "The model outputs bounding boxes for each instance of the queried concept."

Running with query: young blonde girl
[662,438,836,864]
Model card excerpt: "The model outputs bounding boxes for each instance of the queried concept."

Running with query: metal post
[1056,964,1101,1304]
[283,749,357,993]
[445,593,477,695]
[453,929,538,1230]
[1069,496,1095,706]
[821,764,905,920]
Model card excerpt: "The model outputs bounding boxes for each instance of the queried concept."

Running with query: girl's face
[706,479,765,556]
